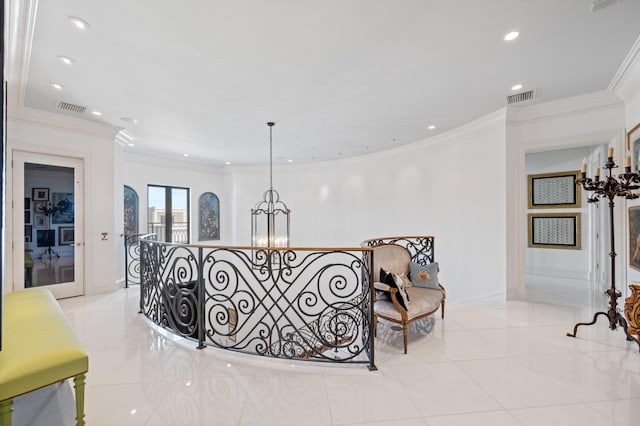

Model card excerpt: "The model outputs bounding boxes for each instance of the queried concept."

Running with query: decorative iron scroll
[139,237,375,369]
[362,236,435,265]
[123,233,156,288]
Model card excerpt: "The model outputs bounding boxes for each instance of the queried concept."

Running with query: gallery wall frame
[527,170,581,209]
[629,122,640,171]
[629,206,640,271]
[528,212,581,250]
[32,187,49,201]
[58,226,75,245]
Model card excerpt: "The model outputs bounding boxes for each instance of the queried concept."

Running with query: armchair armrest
[374,281,396,293]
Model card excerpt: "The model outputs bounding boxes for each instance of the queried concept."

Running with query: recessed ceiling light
[225,161,231,165]
[504,31,519,41]
[57,55,74,65]
[127,143,135,147]
[68,16,89,30]
[288,159,293,163]
[183,153,189,157]
[91,111,102,116]
[49,83,63,90]
[428,125,436,130]
[511,84,523,91]
[120,117,139,125]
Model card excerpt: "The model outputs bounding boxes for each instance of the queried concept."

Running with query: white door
[12,151,84,298]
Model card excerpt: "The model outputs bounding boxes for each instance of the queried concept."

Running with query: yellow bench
[0,288,88,426]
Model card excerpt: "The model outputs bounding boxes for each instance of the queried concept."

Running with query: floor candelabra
[567,149,640,352]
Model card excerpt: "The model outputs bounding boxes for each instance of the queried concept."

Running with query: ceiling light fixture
[183,153,189,157]
[91,111,102,116]
[49,83,63,90]
[428,125,436,130]
[57,55,74,65]
[504,31,519,41]
[120,117,139,125]
[68,16,89,30]
[251,122,291,250]
[511,84,523,91]
[127,143,135,147]
[225,161,231,165]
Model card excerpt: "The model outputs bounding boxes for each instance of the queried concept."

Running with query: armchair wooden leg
[403,324,408,354]
[441,301,445,319]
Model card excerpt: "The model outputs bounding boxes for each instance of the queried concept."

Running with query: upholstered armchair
[371,244,445,353]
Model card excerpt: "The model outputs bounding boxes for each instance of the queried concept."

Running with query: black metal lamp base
[567,290,640,352]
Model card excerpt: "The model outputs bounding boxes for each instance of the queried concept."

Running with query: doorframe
[10,149,85,298]
[507,128,627,301]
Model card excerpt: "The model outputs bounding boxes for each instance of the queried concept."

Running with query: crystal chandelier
[251,122,291,249]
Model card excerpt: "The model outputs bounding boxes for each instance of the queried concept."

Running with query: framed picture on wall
[24,225,32,243]
[24,210,30,224]
[528,212,581,250]
[629,122,640,171]
[32,188,49,201]
[58,226,74,245]
[629,206,640,271]
[33,213,47,229]
[528,171,581,209]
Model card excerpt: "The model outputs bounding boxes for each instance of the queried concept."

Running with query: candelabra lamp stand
[567,154,640,352]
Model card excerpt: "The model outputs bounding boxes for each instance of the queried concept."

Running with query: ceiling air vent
[56,100,87,114]
[590,0,620,13]
[507,89,536,105]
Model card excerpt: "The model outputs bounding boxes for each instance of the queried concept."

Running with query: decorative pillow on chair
[380,268,411,311]
[409,261,439,289]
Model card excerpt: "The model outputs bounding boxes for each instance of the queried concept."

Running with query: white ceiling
[15,0,640,165]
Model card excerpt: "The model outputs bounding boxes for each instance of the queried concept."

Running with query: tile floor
[11,285,640,426]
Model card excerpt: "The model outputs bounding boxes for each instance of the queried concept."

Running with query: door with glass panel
[147,185,190,243]
[12,151,84,298]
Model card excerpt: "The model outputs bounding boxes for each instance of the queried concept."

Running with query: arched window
[123,185,139,234]
[198,192,219,240]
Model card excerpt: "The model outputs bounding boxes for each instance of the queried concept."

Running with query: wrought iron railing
[122,233,156,287]
[362,235,435,265]
[138,237,376,369]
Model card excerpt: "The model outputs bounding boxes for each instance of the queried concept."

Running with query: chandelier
[251,122,291,249]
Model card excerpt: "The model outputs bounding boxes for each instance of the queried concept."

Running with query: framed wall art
[528,171,581,209]
[58,226,75,245]
[33,213,48,229]
[32,187,49,201]
[528,212,581,250]
[629,206,640,271]
[629,122,640,171]
[51,192,74,224]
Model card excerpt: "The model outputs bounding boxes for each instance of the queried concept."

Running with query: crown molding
[609,35,640,103]
[123,151,225,175]
[9,106,122,140]
[6,0,39,109]
[506,91,623,125]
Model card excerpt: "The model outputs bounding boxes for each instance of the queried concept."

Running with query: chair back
[372,244,411,281]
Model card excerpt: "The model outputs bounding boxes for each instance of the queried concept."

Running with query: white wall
[5,109,121,295]
[229,111,508,303]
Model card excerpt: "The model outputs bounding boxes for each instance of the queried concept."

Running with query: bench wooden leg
[0,399,13,426]
[74,373,86,426]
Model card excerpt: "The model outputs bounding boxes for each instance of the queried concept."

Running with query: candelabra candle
[569,156,640,351]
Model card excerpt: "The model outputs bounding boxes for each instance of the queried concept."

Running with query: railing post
[367,249,377,371]
[196,247,206,349]
[123,235,130,288]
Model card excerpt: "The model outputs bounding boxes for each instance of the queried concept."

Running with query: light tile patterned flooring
[11,284,640,425]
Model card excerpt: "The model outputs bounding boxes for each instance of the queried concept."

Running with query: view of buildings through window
[147,185,189,243]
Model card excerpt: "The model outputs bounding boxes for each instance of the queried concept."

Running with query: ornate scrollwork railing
[361,235,435,265]
[122,233,156,287]
[139,238,376,370]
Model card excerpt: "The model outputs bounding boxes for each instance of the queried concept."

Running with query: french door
[12,151,84,298]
